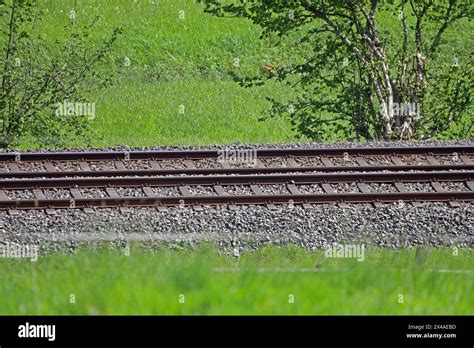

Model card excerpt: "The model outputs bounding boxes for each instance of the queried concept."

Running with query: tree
[0,0,121,147]
[199,0,473,140]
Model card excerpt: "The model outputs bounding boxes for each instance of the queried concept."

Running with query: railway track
[0,145,471,161]
[0,145,472,211]
[0,146,472,177]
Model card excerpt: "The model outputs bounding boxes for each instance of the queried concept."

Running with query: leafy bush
[0,0,121,147]
[199,0,473,140]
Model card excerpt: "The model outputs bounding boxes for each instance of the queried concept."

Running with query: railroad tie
[431,182,461,207]
[0,190,11,216]
[390,156,405,166]
[70,189,84,200]
[213,185,227,196]
[356,183,383,208]
[105,188,130,210]
[179,186,203,211]
[214,185,239,210]
[114,161,127,171]
[0,190,9,201]
[33,189,46,200]
[393,182,423,208]
[7,162,20,172]
[142,187,167,211]
[321,183,348,208]
[70,189,85,210]
[183,159,196,169]
[79,161,91,171]
[321,157,334,167]
[287,184,312,209]
[179,186,192,196]
[467,181,474,191]
[149,160,161,170]
[460,155,473,165]
[355,156,369,166]
[286,157,300,168]
[43,162,57,172]
[255,159,266,169]
[219,161,232,169]
[142,187,156,197]
[286,184,301,195]
[426,155,441,165]
[251,185,277,210]
[105,187,120,198]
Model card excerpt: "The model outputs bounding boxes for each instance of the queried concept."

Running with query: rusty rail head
[0,164,472,179]
[0,191,472,210]
[0,171,472,189]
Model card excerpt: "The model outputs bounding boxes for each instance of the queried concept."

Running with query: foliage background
[3,0,472,148]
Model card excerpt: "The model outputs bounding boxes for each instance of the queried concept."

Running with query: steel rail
[0,191,472,210]
[0,164,472,179]
[0,171,472,189]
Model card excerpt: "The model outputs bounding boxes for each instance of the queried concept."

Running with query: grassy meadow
[0,246,473,315]
[34,0,298,147]
[23,0,471,147]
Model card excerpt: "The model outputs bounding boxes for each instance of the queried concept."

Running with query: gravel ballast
[0,203,472,254]
[0,139,471,154]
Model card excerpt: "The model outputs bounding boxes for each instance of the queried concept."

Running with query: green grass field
[1,246,472,315]
[26,0,470,147]
[33,0,298,147]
